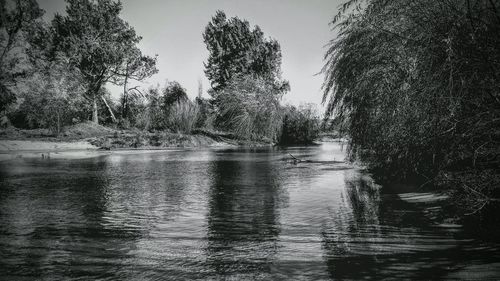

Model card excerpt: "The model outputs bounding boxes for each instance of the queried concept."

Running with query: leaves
[203,10,287,92]
[322,0,500,189]
[279,104,320,145]
[0,0,44,112]
[51,0,156,123]
[214,75,283,140]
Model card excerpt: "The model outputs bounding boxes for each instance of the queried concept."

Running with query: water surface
[1,143,499,280]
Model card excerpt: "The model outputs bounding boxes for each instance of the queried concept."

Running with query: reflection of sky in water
[0,143,499,280]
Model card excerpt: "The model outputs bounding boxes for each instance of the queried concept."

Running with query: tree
[203,10,288,92]
[0,0,43,114]
[119,47,157,121]
[322,0,500,210]
[162,81,188,109]
[52,0,157,124]
[10,55,87,132]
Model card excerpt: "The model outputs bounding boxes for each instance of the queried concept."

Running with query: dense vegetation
[201,11,320,143]
[279,104,320,145]
[203,11,295,141]
[322,0,500,211]
[203,10,289,93]
[1,1,319,144]
[1,0,156,129]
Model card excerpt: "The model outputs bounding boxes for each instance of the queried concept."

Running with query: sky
[38,0,342,106]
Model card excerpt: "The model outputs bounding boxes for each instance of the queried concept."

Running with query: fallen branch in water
[289,153,300,161]
[288,153,314,163]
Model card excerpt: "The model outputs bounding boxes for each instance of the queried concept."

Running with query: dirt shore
[0,123,274,161]
[0,140,98,151]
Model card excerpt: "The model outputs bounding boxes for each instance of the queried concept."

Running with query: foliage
[119,48,158,121]
[9,60,87,133]
[143,86,164,131]
[322,0,500,208]
[212,75,283,140]
[0,0,44,113]
[164,100,199,134]
[279,104,320,145]
[162,81,188,109]
[203,10,289,92]
[203,11,290,141]
[117,88,146,129]
[195,97,214,129]
[128,82,200,133]
[52,0,156,124]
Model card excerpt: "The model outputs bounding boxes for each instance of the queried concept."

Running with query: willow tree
[52,0,157,124]
[322,0,500,207]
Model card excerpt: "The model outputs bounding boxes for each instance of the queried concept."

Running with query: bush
[195,97,214,129]
[125,83,203,133]
[279,104,320,145]
[8,64,88,134]
[211,75,283,140]
[163,81,188,109]
[145,86,164,131]
[164,101,199,134]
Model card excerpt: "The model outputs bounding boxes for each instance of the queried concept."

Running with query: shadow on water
[205,150,288,278]
[0,157,145,280]
[321,171,500,280]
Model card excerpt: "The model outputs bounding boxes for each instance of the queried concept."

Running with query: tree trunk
[57,111,60,135]
[92,96,99,124]
[122,64,129,119]
[101,96,117,123]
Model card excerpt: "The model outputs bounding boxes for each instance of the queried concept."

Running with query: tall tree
[52,0,157,124]
[203,10,288,92]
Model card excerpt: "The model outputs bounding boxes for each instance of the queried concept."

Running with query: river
[1,142,499,280]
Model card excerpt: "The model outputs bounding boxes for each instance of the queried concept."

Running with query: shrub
[163,81,188,109]
[165,101,199,134]
[194,97,214,129]
[145,86,165,131]
[279,104,320,145]
[8,64,87,134]
[211,75,283,140]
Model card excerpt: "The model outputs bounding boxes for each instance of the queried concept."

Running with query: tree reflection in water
[0,157,143,279]
[205,150,287,278]
[322,170,500,280]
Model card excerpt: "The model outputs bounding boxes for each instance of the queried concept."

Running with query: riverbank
[0,122,274,161]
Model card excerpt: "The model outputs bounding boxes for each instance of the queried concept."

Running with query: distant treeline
[322,0,500,211]
[1,1,321,144]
